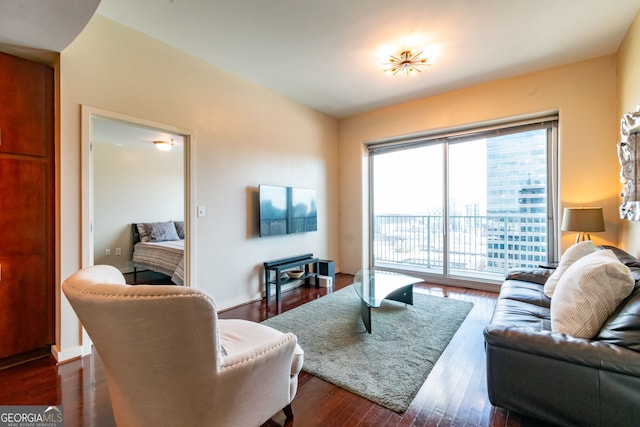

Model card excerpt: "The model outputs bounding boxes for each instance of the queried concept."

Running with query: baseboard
[51,344,86,363]
[0,347,51,370]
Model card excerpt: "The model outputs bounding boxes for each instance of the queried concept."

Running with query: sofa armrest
[504,268,552,285]
[484,325,640,376]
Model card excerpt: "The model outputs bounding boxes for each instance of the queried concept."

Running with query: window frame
[367,114,559,287]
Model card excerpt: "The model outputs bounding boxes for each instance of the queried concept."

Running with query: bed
[132,221,185,285]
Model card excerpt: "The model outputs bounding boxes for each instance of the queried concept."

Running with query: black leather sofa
[484,246,640,427]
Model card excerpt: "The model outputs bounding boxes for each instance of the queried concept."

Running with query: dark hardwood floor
[0,273,551,426]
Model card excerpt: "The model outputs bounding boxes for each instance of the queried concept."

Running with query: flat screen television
[259,185,288,237]
[290,187,317,233]
[259,185,317,237]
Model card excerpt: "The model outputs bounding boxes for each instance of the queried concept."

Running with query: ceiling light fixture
[153,139,173,151]
[383,50,430,76]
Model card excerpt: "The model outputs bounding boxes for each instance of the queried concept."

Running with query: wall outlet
[105,248,111,256]
[115,248,121,256]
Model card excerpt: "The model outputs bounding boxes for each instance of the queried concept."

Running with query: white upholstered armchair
[62,265,304,427]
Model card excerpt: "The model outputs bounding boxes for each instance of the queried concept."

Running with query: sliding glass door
[370,118,557,283]
[448,138,487,277]
[372,143,445,275]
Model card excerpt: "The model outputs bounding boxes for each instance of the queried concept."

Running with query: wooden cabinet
[0,52,54,362]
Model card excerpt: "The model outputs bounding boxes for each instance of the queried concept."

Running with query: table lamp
[561,207,605,244]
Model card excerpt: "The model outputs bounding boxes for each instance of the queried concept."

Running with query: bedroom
[91,116,186,285]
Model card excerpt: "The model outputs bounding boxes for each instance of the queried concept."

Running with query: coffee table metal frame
[352,269,422,333]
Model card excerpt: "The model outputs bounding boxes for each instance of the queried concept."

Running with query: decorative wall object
[618,106,640,220]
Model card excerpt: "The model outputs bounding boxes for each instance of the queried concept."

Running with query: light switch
[197,205,206,217]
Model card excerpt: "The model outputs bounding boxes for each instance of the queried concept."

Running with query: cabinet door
[0,158,53,356]
[0,158,48,253]
[0,52,53,157]
[0,256,52,358]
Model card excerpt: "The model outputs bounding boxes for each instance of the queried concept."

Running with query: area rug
[261,285,474,412]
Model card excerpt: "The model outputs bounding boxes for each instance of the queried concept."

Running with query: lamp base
[575,232,592,244]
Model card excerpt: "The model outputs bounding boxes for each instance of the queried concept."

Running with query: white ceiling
[92,116,184,151]
[95,0,640,118]
[0,1,638,118]
[0,0,99,62]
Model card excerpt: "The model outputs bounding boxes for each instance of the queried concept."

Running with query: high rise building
[486,130,549,271]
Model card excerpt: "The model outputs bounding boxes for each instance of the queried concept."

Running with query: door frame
[81,105,196,291]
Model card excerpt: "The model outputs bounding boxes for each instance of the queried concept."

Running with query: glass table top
[352,269,422,308]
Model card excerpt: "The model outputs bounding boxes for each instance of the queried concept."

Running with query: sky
[373,140,487,215]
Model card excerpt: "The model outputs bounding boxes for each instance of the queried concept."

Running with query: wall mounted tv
[259,185,317,237]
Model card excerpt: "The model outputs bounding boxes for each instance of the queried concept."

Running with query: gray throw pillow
[174,220,185,239]
[145,221,180,242]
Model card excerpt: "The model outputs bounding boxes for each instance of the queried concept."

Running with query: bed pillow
[174,221,185,239]
[136,223,150,242]
[144,221,180,242]
[544,240,595,298]
[550,249,635,339]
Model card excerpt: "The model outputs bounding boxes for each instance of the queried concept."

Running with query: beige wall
[338,56,619,275]
[55,10,638,362]
[57,15,339,360]
[93,141,184,271]
[618,11,640,255]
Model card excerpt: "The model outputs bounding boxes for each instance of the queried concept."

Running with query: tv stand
[264,253,319,302]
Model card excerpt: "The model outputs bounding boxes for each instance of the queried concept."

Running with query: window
[369,116,558,284]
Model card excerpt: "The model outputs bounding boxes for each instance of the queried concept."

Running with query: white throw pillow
[544,240,596,297]
[550,249,635,339]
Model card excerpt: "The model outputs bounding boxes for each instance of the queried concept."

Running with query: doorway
[81,106,194,286]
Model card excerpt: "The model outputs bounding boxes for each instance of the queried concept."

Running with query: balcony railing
[373,214,549,279]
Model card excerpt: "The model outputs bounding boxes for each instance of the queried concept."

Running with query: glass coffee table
[353,269,423,333]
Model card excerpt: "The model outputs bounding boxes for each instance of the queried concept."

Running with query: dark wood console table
[264,253,319,301]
